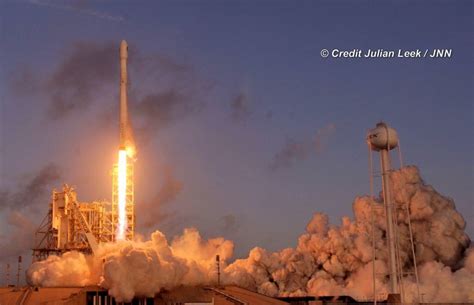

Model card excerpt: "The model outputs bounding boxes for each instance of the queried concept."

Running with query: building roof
[209,286,290,305]
[0,285,289,305]
[0,286,86,305]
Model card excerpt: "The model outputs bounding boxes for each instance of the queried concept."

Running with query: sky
[0,0,472,268]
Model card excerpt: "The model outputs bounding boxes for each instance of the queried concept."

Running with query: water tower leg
[380,149,399,294]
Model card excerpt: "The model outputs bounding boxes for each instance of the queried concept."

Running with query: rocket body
[119,40,128,149]
[118,40,136,158]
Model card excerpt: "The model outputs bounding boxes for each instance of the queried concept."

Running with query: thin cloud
[230,92,252,121]
[314,123,336,153]
[28,0,124,22]
[138,166,183,229]
[0,163,61,211]
[269,138,310,171]
[0,211,36,260]
[269,123,337,171]
[219,214,242,234]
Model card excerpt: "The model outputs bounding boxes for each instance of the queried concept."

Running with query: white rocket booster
[119,40,128,149]
[119,40,135,157]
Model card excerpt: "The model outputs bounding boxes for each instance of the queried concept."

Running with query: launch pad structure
[32,176,135,261]
[32,40,135,261]
[32,185,114,261]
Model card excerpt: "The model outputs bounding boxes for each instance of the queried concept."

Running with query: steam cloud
[28,229,233,301]
[27,166,473,302]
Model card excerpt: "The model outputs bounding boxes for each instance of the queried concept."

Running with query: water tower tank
[367,122,399,151]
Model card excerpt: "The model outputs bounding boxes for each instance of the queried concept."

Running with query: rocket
[119,40,136,157]
[119,40,128,149]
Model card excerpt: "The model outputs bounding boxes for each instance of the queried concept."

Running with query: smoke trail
[0,163,61,211]
[269,123,336,171]
[27,166,473,302]
[138,165,183,230]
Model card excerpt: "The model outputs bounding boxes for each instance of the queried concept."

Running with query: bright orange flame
[125,145,136,160]
[116,149,127,240]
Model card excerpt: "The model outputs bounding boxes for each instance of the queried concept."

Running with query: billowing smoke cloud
[138,165,183,229]
[270,123,336,171]
[0,163,61,210]
[28,228,233,302]
[26,166,473,302]
[224,166,473,302]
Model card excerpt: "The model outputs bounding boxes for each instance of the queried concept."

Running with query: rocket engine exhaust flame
[116,149,128,240]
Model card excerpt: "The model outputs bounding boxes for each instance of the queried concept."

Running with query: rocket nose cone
[120,40,128,58]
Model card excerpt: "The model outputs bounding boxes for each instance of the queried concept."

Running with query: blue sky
[0,1,472,261]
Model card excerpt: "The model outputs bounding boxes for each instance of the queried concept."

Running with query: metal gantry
[32,185,115,261]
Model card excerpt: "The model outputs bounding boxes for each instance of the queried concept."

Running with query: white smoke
[27,166,473,302]
[223,166,473,302]
[27,229,233,302]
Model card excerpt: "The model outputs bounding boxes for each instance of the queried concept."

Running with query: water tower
[367,122,400,296]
